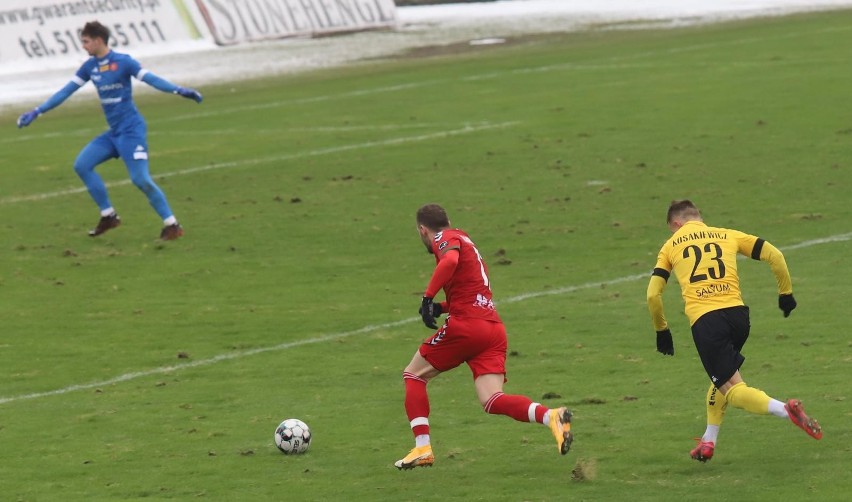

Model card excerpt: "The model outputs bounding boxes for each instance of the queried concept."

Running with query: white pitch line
[1,122,441,145]
[0,230,848,406]
[157,81,443,123]
[0,121,518,205]
[0,319,414,406]
[778,231,852,251]
[504,273,650,303]
[144,123,441,136]
[1,129,97,145]
[135,24,852,124]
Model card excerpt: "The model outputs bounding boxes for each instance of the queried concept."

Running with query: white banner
[0,0,208,68]
[193,0,397,46]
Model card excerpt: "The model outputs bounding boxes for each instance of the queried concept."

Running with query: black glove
[419,300,442,318]
[656,329,674,356]
[779,294,797,318]
[419,297,440,329]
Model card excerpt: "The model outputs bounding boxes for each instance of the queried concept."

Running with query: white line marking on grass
[1,129,98,145]
[0,231,848,406]
[780,231,852,250]
[26,123,444,141]
[0,121,518,205]
[503,273,650,304]
[158,81,443,123]
[145,26,852,124]
[0,319,414,406]
[144,123,441,136]
[2,122,441,144]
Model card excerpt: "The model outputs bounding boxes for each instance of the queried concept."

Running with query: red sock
[403,372,430,436]
[484,392,548,423]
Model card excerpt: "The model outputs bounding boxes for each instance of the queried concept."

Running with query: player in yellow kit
[646,200,822,462]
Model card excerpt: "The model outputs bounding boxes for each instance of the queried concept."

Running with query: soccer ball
[274,418,311,454]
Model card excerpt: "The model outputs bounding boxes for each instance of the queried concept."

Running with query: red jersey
[428,228,501,322]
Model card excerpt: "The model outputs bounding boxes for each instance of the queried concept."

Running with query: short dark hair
[416,204,450,231]
[667,199,701,224]
[81,21,110,44]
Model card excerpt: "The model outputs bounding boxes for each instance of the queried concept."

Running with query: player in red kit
[395,204,573,470]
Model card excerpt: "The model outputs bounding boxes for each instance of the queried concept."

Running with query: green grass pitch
[0,10,850,501]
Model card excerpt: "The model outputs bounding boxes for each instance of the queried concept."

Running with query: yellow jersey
[647,220,792,329]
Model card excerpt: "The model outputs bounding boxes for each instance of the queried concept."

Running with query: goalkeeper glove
[17,108,40,128]
[778,294,797,318]
[656,329,674,356]
[174,87,203,103]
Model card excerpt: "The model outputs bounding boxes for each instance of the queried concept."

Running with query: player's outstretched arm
[141,71,202,103]
[17,80,81,128]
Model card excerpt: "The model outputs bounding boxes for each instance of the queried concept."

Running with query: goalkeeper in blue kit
[17,21,202,240]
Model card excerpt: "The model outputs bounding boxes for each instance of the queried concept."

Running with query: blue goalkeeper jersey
[37,51,181,134]
[72,51,150,133]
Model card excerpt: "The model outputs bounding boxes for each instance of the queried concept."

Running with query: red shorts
[419,316,507,380]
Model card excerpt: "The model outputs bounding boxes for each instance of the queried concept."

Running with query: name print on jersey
[671,230,728,247]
